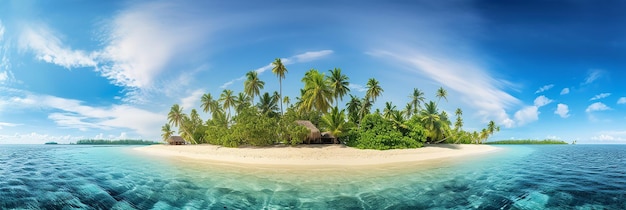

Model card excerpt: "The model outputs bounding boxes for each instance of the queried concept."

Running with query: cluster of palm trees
[161,57,500,145]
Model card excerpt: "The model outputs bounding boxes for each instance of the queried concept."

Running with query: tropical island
[139,58,505,166]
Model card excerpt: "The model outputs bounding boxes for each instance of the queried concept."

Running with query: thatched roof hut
[167,136,186,145]
[295,120,321,144]
[321,132,338,144]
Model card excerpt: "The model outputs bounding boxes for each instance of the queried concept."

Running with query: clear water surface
[1,144,624,209]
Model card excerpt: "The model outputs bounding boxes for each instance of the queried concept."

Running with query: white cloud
[591,134,623,141]
[546,135,561,140]
[617,97,626,104]
[96,1,213,89]
[10,93,165,137]
[370,51,520,128]
[291,50,334,62]
[348,83,367,92]
[180,89,205,110]
[533,95,553,107]
[0,132,86,144]
[560,88,570,95]
[585,102,610,113]
[0,122,20,129]
[582,69,603,85]
[514,106,539,126]
[19,24,98,69]
[554,103,570,118]
[0,71,6,82]
[590,93,611,101]
[220,50,334,89]
[534,84,554,94]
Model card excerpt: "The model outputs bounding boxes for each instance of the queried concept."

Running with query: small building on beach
[321,132,338,144]
[167,136,186,145]
[295,120,321,144]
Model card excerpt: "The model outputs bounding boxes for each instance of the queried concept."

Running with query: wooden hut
[167,136,186,145]
[295,120,321,144]
[321,132,338,144]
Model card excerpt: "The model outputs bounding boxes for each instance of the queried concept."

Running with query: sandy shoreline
[134,144,501,168]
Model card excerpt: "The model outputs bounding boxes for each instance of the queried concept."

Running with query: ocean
[1,144,624,209]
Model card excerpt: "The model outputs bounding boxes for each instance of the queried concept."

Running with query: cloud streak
[220,50,333,89]
[10,92,164,137]
[535,84,554,94]
[586,102,610,113]
[590,93,611,101]
[370,50,521,128]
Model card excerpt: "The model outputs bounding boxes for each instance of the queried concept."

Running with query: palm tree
[257,92,279,117]
[272,58,288,115]
[244,70,265,104]
[454,108,463,131]
[403,103,413,119]
[234,92,251,114]
[190,109,202,126]
[200,93,215,114]
[480,128,488,144]
[283,96,291,109]
[436,86,448,104]
[301,69,334,113]
[419,101,450,143]
[167,104,185,128]
[409,88,426,115]
[487,120,498,140]
[346,94,361,123]
[321,106,347,139]
[383,101,396,120]
[220,89,235,121]
[327,68,350,107]
[365,78,383,103]
[161,123,175,142]
[358,97,373,124]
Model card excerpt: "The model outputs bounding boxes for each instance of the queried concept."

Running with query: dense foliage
[162,59,503,150]
[76,139,159,145]
[486,139,568,144]
[346,114,426,150]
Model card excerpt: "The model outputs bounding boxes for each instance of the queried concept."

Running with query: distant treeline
[486,139,568,145]
[76,139,160,145]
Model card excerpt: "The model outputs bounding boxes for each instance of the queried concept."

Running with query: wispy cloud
[617,97,626,104]
[586,102,610,113]
[18,24,98,69]
[0,132,86,144]
[220,50,333,89]
[560,88,570,95]
[554,103,570,118]
[10,92,164,137]
[582,69,603,85]
[180,89,205,110]
[370,50,520,128]
[348,83,367,92]
[0,122,20,129]
[535,84,554,94]
[590,93,611,101]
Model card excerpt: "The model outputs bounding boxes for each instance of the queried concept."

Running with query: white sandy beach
[134,144,500,167]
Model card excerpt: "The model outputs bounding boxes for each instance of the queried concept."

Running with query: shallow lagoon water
[1,144,624,209]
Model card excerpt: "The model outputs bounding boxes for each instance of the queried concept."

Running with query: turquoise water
[1,145,625,209]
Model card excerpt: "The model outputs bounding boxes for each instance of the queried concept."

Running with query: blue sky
[1,0,625,144]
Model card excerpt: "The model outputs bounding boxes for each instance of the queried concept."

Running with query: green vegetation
[76,139,159,145]
[162,59,502,150]
[486,139,568,145]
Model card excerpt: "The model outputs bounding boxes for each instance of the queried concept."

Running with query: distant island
[486,139,568,145]
[76,139,160,145]
[44,141,58,145]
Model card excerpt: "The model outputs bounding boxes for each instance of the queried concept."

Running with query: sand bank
[134,144,500,168]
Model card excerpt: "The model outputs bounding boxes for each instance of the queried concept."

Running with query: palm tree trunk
[279,79,283,115]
